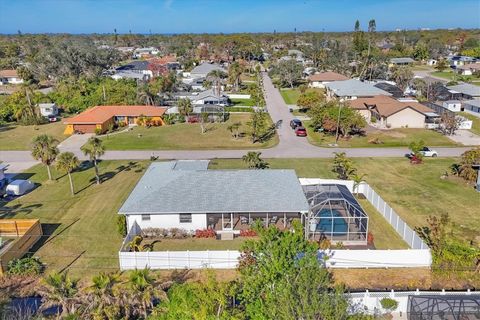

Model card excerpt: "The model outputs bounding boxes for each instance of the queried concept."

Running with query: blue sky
[0,0,479,34]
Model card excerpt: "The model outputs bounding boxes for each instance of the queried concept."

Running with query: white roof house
[190,63,227,78]
[325,79,392,101]
[119,161,310,233]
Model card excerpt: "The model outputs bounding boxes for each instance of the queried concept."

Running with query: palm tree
[227,121,242,139]
[85,272,121,319]
[177,98,193,117]
[56,152,79,196]
[39,272,79,318]
[228,62,244,92]
[81,137,105,185]
[31,134,59,180]
[127,268,168,319]
[351,173,367,195]
[207,69,227,95]
[242,151,269,169]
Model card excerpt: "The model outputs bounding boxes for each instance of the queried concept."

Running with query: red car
[295,127,307,137]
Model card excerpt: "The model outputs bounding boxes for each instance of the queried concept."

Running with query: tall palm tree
[207,69,227,95]
[56,152,79,196]
[177,98,193,117]
[39,272,79,318]
[228,62,244,92]
[31,134,59,180]
[81,137,105,185]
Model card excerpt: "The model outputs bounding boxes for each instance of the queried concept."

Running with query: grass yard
[0,160,148,279]
[0,122,67,150]
[230,98,256,106]
[279,88,325,105]
[431,71,480,85]
[306,124,460,147]
[145,237,251,251]
[100,114,278,150]
[209,157,480,244]
[459,112,480,135]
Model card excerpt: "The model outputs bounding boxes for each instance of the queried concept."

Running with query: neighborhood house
[118,161,369,244]
[0,69,23,85]
[38,103,59,117]
[348,95,437,128]
[325,79,392,101]
[307,71,349,88]
[63,105,167,134]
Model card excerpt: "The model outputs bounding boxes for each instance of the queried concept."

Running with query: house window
[179,214,192,223]
[141,215,151,221]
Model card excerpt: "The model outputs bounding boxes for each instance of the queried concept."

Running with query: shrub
[94,128,102,135]
[380,298,398,311]
[116,215,127,237]
[7,257,43,276]
[240,229,257,237]
[367,232,374,246]
[195,229,216,238]
[170,228,188,239]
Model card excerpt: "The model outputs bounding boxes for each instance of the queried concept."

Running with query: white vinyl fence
[227,94,251,99]
[349,290,478,315]
[324,249,431,268]
[360,183,428,249]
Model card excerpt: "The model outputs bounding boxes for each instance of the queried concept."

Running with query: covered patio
[207,212,301,232]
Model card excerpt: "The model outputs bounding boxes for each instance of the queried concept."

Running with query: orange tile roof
[347,96,433,117]
[308,71,349,82]
[0,69,19,78]
[64,105,167,124]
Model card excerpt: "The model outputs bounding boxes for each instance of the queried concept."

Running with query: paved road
[0,73,473,174]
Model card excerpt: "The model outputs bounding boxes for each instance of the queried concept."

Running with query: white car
[419,147,438,157]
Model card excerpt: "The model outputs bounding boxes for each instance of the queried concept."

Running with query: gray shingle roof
[390,57,415,64]
[447,83,480,97]
[326,79,392,97]
[119,161,310,214]
[191,63,226,76]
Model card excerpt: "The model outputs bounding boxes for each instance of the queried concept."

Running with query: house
[389,57,415,67]
[373,82,405,98]
[133,47,160,59]
[113,61,153,81]
[0,70,23,85]
[325,79,392,101]
[118,161,310,233]
[38,103,59,117]
[187,88,229,106]
[63,105,167,134]
[454,63,480,76]
[463,100,480,116]
[442,100,462,112]
[422,101,473,129]
[118,160,369,243]
[348,95,436,128]
[447,83,480,100]
[307,71,349,88]
[189,63,227,79]
[448,55,477,67]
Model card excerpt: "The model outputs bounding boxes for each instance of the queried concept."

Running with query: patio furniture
[270,216,278,224]
[240,216,249,224]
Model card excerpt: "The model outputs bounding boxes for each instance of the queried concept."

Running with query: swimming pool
[314,209,348,235]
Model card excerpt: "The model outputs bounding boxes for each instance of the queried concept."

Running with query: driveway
[445,130,480,146]
[58,133,93,152]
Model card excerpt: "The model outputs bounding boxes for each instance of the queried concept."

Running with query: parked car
[5,180,35,196]
[408,147,438,158]
[295,127,307,137]
[290,119,302,129]
[47,115,58,122]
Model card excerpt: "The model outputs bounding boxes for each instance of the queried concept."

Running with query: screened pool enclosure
[303,184,369,244]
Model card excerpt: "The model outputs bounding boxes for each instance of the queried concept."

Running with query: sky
[0,0,479,34]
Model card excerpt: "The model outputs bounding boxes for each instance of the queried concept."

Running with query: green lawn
[100,114,278,150]
[306,124,460,148]
[0,160,148,278]
[431,71,480,85]
[280,88,325,105]
[459,112,480,135]
[0,122,67,150]
[230,98,256,106]
[146,237,250,251]
[209,158,480,243]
